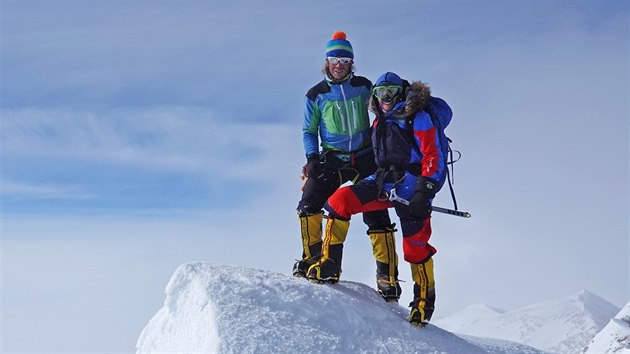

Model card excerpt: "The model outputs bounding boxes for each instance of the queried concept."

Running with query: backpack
[406,96,460,210]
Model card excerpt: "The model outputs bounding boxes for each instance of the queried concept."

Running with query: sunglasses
[327,57,353,65]
[373,85,402,102]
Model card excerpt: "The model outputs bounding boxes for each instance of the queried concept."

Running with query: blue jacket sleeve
[303,96,320,156]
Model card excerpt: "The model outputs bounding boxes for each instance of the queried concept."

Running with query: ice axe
[388,188,471,218]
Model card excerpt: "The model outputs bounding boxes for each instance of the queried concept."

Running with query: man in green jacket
[293,31,401,303]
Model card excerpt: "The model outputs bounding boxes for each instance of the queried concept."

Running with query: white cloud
[2,105,304,182]
[0,180,92,200]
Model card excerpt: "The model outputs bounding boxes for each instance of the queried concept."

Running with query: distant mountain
[433,303,505,332]
[433,290,621,353]
[136,263,542,353]
[583,302,630,353]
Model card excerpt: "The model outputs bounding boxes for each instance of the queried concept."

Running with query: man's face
[326,57,352,80]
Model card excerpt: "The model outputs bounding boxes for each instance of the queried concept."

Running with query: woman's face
[374,85,402,113]
[379,97,398,112]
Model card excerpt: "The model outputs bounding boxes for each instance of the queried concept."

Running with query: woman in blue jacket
[310,72,450,327]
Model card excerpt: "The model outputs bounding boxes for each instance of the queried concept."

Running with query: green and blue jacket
[303,74,373,157]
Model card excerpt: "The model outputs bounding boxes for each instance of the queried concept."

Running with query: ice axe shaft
[389,188,471,218]
[431,206,471,218]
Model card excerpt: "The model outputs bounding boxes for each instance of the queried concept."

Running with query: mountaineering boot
[376,273,402,303]
[308,243,343,283]
[307,217,349,284]
[368,225,401,302]
[293,212,324,278]
[292,242,322,278]
[409,258,436,327]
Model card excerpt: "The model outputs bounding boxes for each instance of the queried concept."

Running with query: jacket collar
[326,71,353,85]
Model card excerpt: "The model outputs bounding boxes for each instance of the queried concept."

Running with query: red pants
[325,182,436,264]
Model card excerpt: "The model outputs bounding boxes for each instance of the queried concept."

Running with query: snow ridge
[137,263,542,354]
[583,302,630,354]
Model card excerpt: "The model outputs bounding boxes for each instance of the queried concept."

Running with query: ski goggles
[327,57,353,65]
[373,85,402,102]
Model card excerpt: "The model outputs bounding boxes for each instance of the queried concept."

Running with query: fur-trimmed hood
[369,81,431,118]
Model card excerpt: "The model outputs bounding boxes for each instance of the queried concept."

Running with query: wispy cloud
[2,105,302,178]
[1,105,304,214]
[1,180,93,200]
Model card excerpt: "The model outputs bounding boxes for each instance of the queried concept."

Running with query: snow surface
[137,263,544,354]
[433,290,621,354]
[583,302,630,354]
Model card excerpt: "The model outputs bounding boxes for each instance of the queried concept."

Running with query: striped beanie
[325,31,354,59]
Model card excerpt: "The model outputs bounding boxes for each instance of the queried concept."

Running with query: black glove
[409,177,438,220]
[303,154,323,178]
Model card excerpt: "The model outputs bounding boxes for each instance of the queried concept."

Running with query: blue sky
[1,1,628,352]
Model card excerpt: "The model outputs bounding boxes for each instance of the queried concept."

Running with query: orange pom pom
[332,31,347,40]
